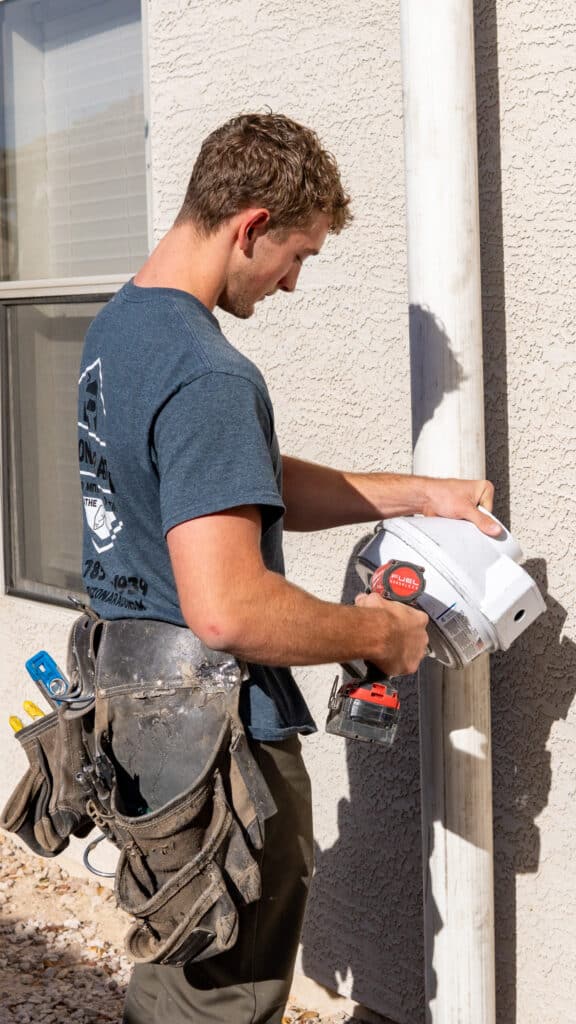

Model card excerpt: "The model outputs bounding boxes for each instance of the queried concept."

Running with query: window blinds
[1,0,147,281]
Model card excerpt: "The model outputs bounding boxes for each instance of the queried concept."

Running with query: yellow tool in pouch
[23,701,45,720]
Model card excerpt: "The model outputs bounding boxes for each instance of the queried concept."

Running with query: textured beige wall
[145,5,420,1020]
[0,1,574,1021]
[476,3,576,1022]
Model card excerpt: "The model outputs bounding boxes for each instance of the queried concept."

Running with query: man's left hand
[421,477,501,536]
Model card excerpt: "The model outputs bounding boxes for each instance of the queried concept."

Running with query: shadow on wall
[489,564,576,1024]
[301,534,426,1024]
[301,293,573,1024]
[302,3,571,1012]
[409,304,466,450]
[421,560,576,1023]
[300,305,467,1023]
[301,543,574,1024]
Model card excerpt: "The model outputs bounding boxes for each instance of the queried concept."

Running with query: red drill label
[371,560,426,603]
[347,682,401,709]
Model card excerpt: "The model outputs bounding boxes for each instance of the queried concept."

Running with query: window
[0,0,149,604]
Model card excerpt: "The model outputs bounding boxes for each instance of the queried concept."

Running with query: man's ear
[238,209,271,255]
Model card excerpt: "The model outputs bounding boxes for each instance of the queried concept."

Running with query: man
[78,112,498,1023]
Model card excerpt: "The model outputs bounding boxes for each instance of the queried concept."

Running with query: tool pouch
[1,613,99,855]
[0,702,95,856]
[85,618,277,966]
[1,615,276,966]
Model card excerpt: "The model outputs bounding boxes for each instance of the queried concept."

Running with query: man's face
[218,212,331,319]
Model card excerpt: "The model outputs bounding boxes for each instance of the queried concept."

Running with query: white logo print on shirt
[78,358,123,554]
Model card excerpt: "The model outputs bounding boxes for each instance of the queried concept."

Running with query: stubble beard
[218,272,256,320]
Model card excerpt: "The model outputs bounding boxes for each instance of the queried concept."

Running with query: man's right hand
[354,592,430,677]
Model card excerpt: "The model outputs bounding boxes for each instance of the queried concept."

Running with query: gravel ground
[0,832,352,1024]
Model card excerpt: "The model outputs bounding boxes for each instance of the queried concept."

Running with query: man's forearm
[282,456,428,531]
[200,565,424,676]
[281,456,498,536]
[168,505,430,678]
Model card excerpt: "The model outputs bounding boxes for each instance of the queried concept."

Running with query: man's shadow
[300,530,426,1024]
[299,322,573,1024]
[300,306,466,1023]
[422,559,574,1022]
[300,311,574,1022]
[301,7,573,1011]
[301,535,575,1023]
[489,564,575,1021]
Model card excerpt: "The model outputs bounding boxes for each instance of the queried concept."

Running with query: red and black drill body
[326,560,426,746]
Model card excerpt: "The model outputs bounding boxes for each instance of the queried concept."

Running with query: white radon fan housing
[356,513,546,670]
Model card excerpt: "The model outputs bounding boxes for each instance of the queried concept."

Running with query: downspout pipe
[399,3,496,1023]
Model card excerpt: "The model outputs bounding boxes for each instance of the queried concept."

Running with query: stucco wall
[0,1,574,1021]
[477,3,576,1022]
[145,4,419,1017]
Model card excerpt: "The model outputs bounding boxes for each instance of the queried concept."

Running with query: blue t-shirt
[78,280,316,741]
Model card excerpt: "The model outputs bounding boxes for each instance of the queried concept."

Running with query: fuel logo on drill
[370,560,426,603]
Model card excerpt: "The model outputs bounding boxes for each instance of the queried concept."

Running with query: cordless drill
[325,560,426,746]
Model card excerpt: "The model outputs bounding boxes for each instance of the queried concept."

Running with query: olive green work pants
[122,735,314,1024]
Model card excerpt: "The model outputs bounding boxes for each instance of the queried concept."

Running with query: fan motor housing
[356,513,546,670]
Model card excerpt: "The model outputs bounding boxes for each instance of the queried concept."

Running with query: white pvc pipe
[399,3,496,1022]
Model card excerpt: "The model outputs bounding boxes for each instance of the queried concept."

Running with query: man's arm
[282,455,499,535]
[166,505,429,678]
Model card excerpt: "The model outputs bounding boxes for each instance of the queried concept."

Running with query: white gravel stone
[0,832,356,1024]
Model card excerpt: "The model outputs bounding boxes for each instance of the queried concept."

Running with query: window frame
[0,281,123,607]
[0,0,152,606]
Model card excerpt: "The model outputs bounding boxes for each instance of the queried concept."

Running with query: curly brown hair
[175,112,352,235]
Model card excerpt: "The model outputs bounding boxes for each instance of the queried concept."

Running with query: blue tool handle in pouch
[25,651,70,708]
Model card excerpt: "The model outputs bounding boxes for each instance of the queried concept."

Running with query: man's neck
[133,222,230,311]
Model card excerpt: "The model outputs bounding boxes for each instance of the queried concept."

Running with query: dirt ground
[0,832,351,1024]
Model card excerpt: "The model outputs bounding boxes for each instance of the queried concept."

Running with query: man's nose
[278,264,301,293]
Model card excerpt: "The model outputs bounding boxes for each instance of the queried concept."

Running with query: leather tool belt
[1,613,277,967]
